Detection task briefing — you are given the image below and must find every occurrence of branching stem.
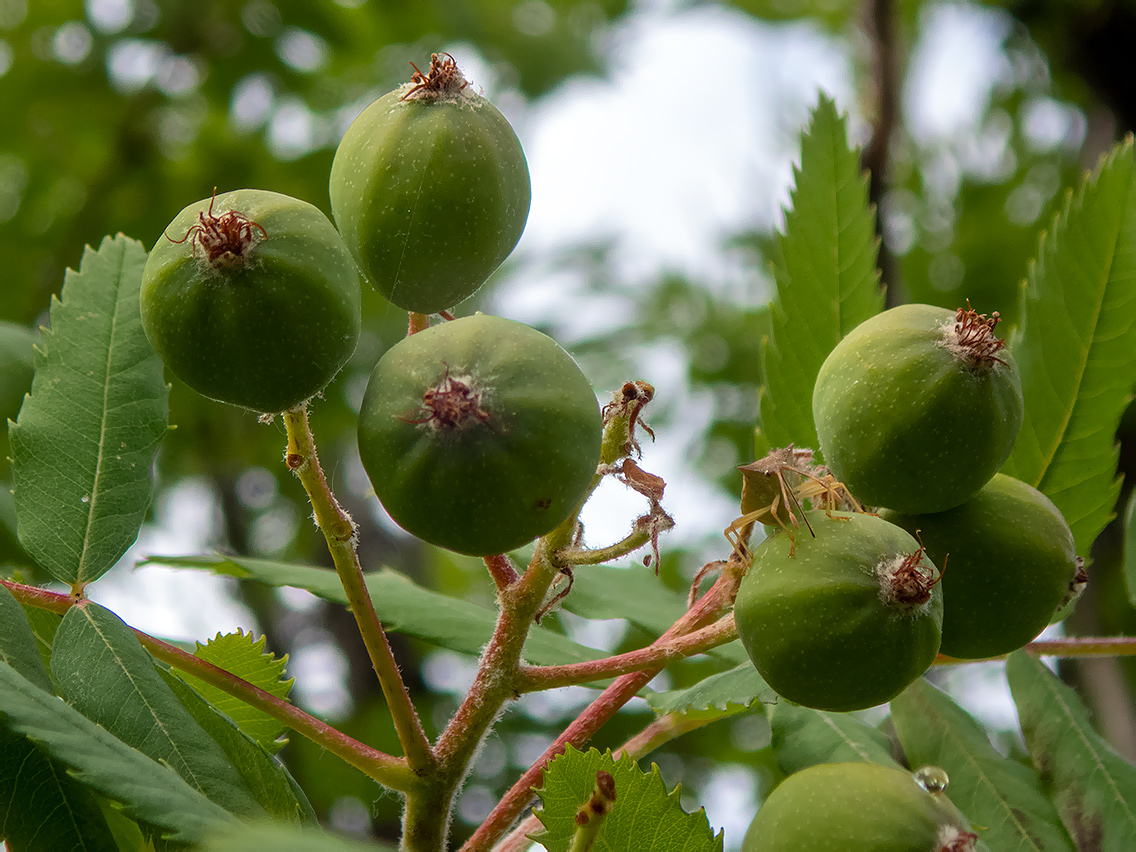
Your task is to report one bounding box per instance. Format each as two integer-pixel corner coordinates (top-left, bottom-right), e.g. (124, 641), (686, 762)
(282, 406), (434, 776)
(517, 614), (738, 692)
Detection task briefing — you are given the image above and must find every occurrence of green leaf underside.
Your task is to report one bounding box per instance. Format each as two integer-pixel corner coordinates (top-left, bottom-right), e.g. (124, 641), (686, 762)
(0, 583), (54, 693)
(532, 746), (723, 852)
(50, 602), (268, 820)
(892, 678), (1075, 852)
(143, 554), (605, 667)
(200, 821), (397, 852)
(757, 93), (884, 455)
(1007, 651), (1136, 850)
(19, 604), (62, 675)
(175, 629), (293, 753)
(647, 663), (776, 716)
(1124, 490), (1136, 606)
(9, 234), (169, 587)
(767, 700), (899, 774)
(0, 662), (237, 842)
(159, 668), (314, 824)
(1003, 141), (1136, 555)
(0, 726), (119, 852)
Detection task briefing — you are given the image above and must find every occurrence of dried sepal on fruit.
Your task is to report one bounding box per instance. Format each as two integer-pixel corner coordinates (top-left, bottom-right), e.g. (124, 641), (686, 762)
(734, 511), (942, 712)
(881, 473), (1080, 659)
(813, 302), (1023, 513)
(141, 188), (361, 414)
(330, 54), (531, 314)
(357, 314), (601, 556)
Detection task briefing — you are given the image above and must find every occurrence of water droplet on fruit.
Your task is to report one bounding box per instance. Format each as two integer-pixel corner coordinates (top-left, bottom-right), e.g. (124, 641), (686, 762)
(912, 765), (949, 794)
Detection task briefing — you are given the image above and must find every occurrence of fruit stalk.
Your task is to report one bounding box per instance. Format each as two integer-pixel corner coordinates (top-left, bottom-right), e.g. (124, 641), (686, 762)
(281, 407), (434, 775)
(461, 552), (746, 852)
(0, 578), (416, 790)
(515, 613), (738, 691)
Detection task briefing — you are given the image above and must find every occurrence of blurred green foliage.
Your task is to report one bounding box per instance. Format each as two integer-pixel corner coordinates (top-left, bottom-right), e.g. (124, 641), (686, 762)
(3, 0), (1135, 845)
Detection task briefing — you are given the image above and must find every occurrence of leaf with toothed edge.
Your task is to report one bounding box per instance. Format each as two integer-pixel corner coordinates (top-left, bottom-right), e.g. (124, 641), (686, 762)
(757, 94), (884, 458)
(1002, 140), (1136, 556)
(1007, 651), (1136, 850)
(532, 746), (723, 852)
(9, 234), (168, 588)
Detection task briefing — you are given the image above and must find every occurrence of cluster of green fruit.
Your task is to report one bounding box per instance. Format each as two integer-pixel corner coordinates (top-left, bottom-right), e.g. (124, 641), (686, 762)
(735, 304), (1082, 714)
(138, 54), (602, 557)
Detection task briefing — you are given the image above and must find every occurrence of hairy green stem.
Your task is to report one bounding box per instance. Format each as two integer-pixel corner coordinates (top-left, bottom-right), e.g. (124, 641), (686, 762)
(555, 527), (652, 567)
(0, 578), (416, 791)
(282, 406), (434, 776)
(517, 614), (738, 692)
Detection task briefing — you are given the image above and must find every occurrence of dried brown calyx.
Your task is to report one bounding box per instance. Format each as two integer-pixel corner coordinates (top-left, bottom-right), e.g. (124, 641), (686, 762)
(400, 52), (469, 101)
(941, 300), (1008, 369)
(167, 189), (267, 269)
(398, 366), (492, 431)
(877, 537), (943, 608)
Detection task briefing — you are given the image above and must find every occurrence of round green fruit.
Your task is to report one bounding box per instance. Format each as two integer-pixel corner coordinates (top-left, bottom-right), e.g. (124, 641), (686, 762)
(734, 511), (943, 712)
(813, 303), (1023, 513)
(357, 314), (601, 556)
(141, 189), (361, 413)
(330, 53), (531, 314)
(743, 762), (976, 851)
(881, 473), (1080, 659)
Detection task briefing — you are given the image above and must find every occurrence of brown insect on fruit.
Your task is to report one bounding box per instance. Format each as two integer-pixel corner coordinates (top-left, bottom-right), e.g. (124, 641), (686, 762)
(166, 187), (268, 266)
(724, 446), (865, 558)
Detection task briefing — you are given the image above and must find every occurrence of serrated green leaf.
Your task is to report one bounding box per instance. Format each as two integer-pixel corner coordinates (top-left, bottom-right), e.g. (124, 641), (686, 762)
(50, 601), (268, 820)
(0, 583), (53, 693)
(757, 94), (884, 454)
(9, 234), (168, 588)
(892, 678), (1075, 852)
(159, 668), (314, 824)
(201, 821), (396, 852)
(1003, 141), (1136, 555)
(1007, 651), (1136, 849)
(1124, 489), (1136, 606)
(562, 564), (686, 634)
(767, 700), (899, 774)
(175, 630), (292, 753)
(532, 746), (723, 852)
(0, 726), (119, 852)
(142, 554), (605, 666)
(647, 663), (775, 716)
(0, 662), (237, 842)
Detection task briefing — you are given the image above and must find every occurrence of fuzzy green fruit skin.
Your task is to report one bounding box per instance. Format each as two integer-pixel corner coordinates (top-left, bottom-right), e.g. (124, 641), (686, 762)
(141, 189), (361, 413)
(881, 473), (1078, 659)
(813, 304), (1023, 513)
(743, 763), (967, 851)
(735, 512), (942, 712)
(329, 88), (531, 314)
(357, 314), (600, 556)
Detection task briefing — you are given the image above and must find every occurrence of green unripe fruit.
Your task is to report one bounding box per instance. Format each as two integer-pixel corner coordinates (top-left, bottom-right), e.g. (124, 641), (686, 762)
(330, 53), (531, 314)
(813, 303), (1023, 513)
(881, 473), (1080, 659)
(743, 762), (977, 851)
(357, 314), (601, 556)
(141, 189), (361, 413)
(735, 512), (942, 712)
